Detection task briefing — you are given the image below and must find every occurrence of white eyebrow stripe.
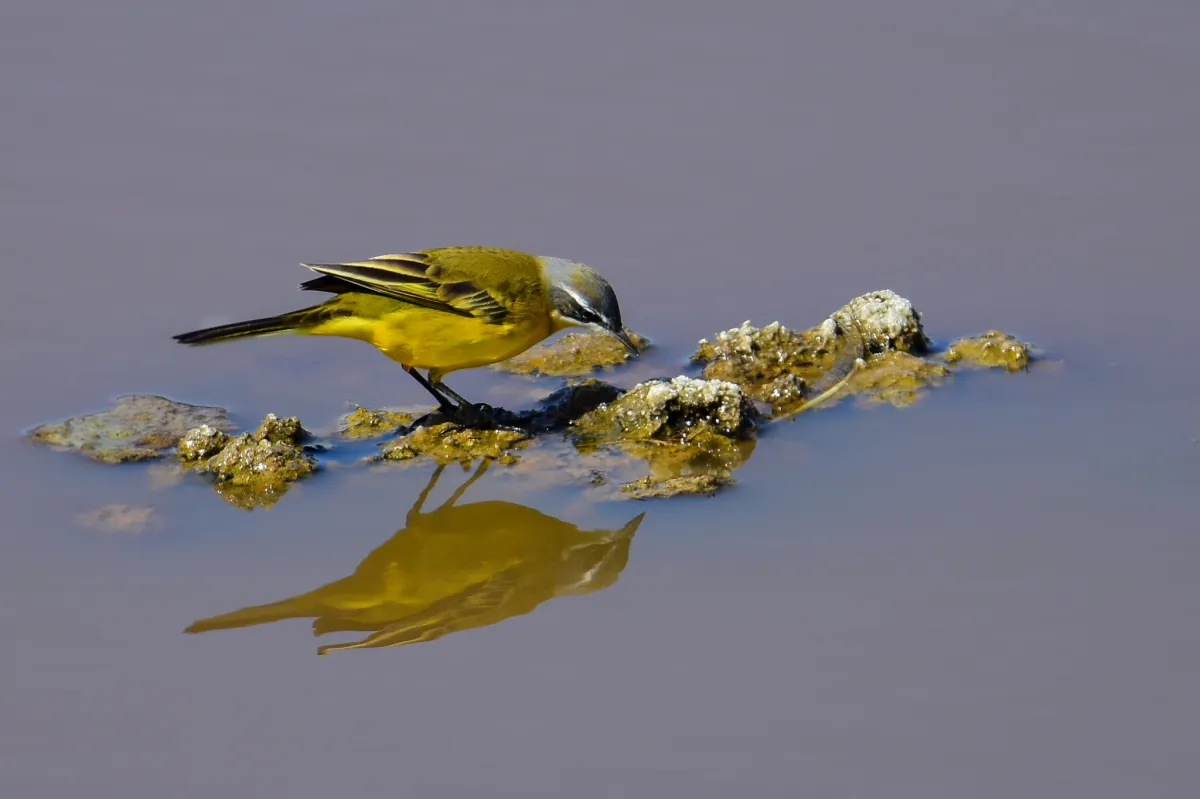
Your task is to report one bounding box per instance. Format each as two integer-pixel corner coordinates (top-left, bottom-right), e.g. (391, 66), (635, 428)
(561, 285), (593, 313)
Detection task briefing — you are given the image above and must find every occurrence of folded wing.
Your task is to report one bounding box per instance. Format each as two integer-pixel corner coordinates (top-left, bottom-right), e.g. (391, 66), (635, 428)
(300, 252), (511, 324)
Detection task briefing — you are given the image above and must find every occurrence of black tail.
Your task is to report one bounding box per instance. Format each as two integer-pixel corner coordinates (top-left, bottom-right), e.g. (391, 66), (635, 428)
(173, 307), (321, 346)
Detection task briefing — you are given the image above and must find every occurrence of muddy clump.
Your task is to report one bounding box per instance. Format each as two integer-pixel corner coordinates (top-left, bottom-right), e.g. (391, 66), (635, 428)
(180, 414), (318, 510)
(377, 423), (530, 466)
(693, 291), (937, 414)
(28, 395), (233, 463)
(693, 320), (835, 414)
(944, 331), (1033, 372)
(572, 376), (758, 498)
(337, 406), (416, 440)
(499, 329), (650, 376)
(575, 376), (756, 440)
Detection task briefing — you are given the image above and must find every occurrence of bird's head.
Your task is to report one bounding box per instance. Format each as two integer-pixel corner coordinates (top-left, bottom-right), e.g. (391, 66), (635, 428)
(539, 256), (638, 355)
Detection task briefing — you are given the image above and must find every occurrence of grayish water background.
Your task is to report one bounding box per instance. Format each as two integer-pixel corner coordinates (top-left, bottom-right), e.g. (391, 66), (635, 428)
(2, 1), (1198, 796)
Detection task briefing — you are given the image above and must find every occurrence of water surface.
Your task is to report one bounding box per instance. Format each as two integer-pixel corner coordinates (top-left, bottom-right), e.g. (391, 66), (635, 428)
(2, 1), (1198, 797)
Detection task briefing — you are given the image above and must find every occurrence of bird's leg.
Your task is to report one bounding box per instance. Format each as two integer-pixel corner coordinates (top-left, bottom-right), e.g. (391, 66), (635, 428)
(406, 463), (447, 523)
(436, 459), (491, 511)
(404, 367), (457, 413)
(427, 377), (474, 410)
(404, 367), (465, 430)
(430, 376), (527, 434)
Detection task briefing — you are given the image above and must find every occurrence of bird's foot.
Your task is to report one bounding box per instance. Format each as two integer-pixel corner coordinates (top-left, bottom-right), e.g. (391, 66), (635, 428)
(407, 402), (527, 435)
(409, 403), (460, 431)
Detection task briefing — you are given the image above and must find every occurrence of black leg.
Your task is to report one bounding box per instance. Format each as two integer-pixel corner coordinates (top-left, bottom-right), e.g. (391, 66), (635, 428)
(435, 460), (490, 511)
(409, 371), (527, 434)
(429, 378), (475, 409)
(404, 367), (457, 412)
(406, 463), (447, 524)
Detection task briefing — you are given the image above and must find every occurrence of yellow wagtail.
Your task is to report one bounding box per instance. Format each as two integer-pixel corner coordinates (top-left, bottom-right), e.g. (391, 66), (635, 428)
(174, 246), (637, 418)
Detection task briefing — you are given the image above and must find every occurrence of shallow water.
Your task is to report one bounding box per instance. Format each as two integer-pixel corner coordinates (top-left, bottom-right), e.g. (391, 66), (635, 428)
(3, 1), (1199, 796)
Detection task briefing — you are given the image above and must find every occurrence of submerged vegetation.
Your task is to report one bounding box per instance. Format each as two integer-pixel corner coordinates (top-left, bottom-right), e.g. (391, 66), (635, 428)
(27, 395), (233, 464)
(28, 290), (1036, 507)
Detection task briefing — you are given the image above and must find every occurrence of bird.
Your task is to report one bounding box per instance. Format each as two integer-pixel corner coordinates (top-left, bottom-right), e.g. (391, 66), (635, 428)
(173, 246), (637, 422)
(184, 462), (645, 653)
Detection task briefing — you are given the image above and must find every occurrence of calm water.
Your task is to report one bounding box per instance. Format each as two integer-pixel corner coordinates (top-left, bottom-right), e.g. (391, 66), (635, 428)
(3, 1), (1199, 796)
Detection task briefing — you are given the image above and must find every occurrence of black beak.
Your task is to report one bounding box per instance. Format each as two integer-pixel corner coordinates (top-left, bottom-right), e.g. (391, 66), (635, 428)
(611, 328), (639, 356)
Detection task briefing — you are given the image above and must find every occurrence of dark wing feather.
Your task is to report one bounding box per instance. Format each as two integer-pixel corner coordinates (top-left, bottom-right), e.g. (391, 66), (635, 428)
(298, 274), (356, 294)
(300, 253), (510, 323)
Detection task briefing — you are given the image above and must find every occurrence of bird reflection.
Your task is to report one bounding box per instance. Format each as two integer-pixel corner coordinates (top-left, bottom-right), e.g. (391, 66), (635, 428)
(185, 462), (644, 653)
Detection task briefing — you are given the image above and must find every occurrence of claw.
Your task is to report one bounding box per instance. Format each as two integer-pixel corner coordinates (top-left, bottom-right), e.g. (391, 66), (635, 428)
(455, 403), (528, 435)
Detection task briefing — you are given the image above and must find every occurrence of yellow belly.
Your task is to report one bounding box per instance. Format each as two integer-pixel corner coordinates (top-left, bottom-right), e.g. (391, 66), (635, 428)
(306, 302), (553, 376)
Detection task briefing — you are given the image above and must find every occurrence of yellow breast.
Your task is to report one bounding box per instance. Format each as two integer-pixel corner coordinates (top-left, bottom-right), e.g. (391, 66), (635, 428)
(308, 301), (554, 374)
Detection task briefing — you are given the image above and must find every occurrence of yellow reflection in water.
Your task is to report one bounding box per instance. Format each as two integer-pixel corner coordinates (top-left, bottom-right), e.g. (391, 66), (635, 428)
(185, 462), (644, 653)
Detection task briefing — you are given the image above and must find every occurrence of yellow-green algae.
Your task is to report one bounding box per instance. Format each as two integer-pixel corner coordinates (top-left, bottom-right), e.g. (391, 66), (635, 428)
(28, 395), (233, 463)
(944, 331), (1033, 372)
(497, 329), (650, 376)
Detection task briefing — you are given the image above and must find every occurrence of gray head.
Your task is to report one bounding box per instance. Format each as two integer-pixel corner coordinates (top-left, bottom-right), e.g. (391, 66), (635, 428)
(539, 256), (638, 354)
